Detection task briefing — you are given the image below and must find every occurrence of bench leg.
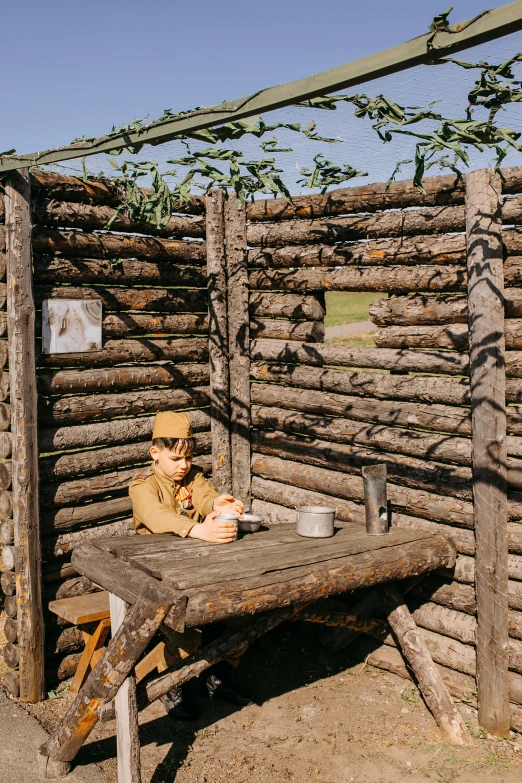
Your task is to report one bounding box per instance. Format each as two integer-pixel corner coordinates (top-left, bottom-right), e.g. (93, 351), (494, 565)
(70, 618), (111, 693)
(110, 593), (141, 783)
(39, 592), (172, 777)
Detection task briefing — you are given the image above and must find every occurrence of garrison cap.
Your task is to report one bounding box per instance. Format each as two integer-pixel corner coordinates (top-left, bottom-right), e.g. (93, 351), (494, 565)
(153, 411), (193, 440)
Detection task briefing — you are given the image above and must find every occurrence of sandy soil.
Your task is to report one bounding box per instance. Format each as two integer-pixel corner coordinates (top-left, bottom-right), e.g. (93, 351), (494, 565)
(325, 321), (376, 339)
(24, 623), (522, 783)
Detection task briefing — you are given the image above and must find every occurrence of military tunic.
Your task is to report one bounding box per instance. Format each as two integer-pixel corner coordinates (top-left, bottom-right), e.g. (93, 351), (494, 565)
(129, 463), (219, 537)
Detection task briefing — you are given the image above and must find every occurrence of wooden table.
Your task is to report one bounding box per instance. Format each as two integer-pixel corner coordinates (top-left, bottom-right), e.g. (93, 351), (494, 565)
(38, 522), (457, 780)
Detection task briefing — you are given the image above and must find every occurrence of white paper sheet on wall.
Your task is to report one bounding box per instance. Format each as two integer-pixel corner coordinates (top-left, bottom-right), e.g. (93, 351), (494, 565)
(42, 299), (102, 354)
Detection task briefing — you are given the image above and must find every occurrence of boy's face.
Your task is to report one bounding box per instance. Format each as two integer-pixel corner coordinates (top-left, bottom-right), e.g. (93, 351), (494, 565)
(150, 445), (193, 481)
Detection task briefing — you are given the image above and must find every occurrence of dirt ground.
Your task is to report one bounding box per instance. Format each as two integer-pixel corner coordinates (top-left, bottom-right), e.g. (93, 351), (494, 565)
(23, 622), (522, 783)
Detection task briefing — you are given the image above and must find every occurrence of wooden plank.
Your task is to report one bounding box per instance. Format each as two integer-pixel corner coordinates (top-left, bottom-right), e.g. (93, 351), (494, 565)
(112, 528), (307, 568)
(183, 533), (455, 627)
(71, 544), (187, 633)
(466, 168), (510, 737)
(5, 169), (45, 703)
(251, 383), (474, 435)
(4, 3), (522, 173)
(39, 386), (210, 428)
(253, 429), (473, 500)
(250, 265), (467, 294)
(158, 530), (435, 589)
(247, 235), (467, 268)
(246, 167), (522, 222)
(251, 455), (475, 528)
(225, 193), (251, 505)
(29, 170), (204, 214)
(110, 593), (141, 783)
(252, 404), (474, 467)
(206, 190), (231, 493)
(373, 320), (522, 351)
(124, 525), (405, 579)
(96, 523), (303, 557)
(48, 592), (110, 625)
(32, 225), (206, 261)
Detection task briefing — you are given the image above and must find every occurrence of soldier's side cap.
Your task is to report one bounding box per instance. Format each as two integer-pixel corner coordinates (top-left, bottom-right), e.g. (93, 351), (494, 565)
(153, 411), (193, 439)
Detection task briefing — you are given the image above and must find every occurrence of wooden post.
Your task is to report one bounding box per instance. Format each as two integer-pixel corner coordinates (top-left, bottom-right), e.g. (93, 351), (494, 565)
(206, 190), (232, 493)
(381, 584), (472, 746)
(5, 169), (45, 702)
(225, 193), (251, 505)
(466, 168), (510, 737)
(109, 593), (141, 783)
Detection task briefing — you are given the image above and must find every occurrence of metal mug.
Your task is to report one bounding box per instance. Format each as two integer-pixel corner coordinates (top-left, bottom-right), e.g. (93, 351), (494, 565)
(215, 513), (239, 540)
(296, 505), (336, 538)
(362, 464), (389, 536)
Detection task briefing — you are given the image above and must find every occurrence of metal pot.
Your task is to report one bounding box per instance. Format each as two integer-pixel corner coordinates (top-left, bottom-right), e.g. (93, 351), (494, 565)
(296, 505), (336, 538)
(239, 513), (264, 533)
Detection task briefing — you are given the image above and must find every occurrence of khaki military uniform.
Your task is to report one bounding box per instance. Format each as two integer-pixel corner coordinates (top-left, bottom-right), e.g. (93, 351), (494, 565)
(129, 463), (219, 537)
(129, 460), (246, 667)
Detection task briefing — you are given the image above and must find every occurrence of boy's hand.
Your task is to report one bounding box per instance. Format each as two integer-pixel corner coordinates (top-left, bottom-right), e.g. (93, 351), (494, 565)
(213, 493), (244, 516)
(188, 510), (237, 544)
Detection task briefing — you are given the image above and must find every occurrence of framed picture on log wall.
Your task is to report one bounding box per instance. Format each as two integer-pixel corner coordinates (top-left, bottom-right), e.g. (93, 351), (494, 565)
(42, 299), (102, 354)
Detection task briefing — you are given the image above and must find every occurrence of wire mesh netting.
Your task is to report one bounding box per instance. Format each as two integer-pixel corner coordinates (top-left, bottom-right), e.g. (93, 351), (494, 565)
(42, 29), (522, 200)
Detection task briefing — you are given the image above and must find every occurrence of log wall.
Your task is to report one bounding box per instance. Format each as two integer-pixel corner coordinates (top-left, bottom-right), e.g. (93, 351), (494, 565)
(0, 170), (328, 692)
(246, 166), (522, 733)
(4, 166), (522, 725)
(0, 172), (215, 691)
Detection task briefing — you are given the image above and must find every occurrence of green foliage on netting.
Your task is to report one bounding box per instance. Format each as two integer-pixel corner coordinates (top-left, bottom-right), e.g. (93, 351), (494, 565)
(54, 7), (522, 227)
(105, 159), (177, 230)
(297, 154), (367, 193)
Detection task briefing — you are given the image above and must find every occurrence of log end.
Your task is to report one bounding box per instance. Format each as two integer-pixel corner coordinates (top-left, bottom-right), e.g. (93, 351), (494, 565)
(37, 746), (71, 779)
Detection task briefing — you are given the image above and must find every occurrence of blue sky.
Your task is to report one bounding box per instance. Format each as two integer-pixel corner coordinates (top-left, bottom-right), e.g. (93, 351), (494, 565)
(0, 1), (510, 157)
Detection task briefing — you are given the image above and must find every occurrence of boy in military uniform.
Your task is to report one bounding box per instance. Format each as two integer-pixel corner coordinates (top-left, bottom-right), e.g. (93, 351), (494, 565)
(129, 411), (252, 719)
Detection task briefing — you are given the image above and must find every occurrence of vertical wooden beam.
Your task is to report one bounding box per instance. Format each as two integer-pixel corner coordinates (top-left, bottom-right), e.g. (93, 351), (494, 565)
(109, 593), (141, 783)
(5, 169), (45, 702)
(206, 190), (232, 493)
(465, 168), (510, 737)
(225, 193), (251, 506)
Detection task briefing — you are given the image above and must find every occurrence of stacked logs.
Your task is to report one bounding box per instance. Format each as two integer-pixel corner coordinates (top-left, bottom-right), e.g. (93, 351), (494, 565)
(20, 172), (215, 685)
(246, 167), (522, 727)
(0, 170), (328, 689)
(0, 173), (203, 686)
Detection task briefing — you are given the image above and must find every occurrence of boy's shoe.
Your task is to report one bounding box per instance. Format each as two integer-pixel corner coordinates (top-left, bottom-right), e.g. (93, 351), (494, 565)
(160, 685), (199, 721)
(204, 664), (253, 706)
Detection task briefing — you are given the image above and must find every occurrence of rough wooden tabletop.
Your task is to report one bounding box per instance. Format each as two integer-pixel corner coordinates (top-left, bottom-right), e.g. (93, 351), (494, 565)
(78, 523), (455, 626)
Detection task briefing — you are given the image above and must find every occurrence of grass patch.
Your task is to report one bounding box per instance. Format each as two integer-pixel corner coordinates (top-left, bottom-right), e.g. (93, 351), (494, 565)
(324, 292), (376, 327)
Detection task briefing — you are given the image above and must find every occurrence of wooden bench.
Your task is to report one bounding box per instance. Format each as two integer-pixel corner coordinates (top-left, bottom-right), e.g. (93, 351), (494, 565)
(48, 591), (111, 693)
(48, 590), (181, 693)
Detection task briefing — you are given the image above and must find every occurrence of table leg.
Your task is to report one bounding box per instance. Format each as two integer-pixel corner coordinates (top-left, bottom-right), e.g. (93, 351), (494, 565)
(110, 593), (141, 783)
(381, 584), (472, 746)
(38, 591), (172, 778)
